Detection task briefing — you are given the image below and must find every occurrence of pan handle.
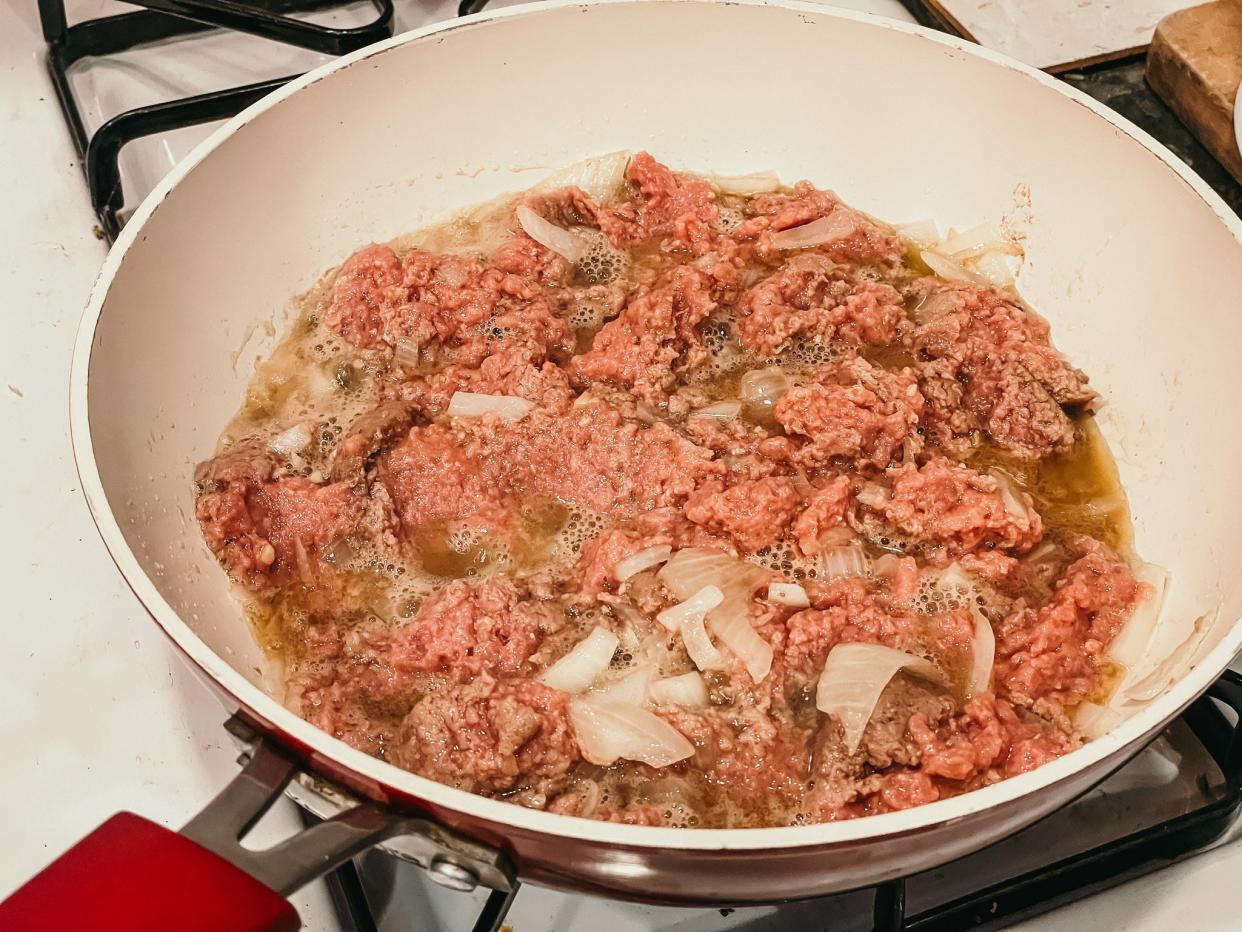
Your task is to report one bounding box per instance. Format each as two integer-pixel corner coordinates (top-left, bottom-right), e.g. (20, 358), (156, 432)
(0, 721), (510, 931)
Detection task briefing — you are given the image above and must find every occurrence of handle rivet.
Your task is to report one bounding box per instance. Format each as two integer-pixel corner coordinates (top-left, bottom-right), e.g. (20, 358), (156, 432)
(428, 856), (478, 892)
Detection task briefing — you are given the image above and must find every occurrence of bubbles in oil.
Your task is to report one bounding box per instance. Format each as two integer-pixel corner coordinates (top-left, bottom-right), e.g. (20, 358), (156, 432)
(576, 230), (630, 285)
(749, 541), (819, 581)
(717, 207), (743, 235)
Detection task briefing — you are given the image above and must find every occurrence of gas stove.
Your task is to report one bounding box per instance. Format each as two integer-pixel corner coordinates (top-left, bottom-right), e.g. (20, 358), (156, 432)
(27, 2), (1242, 931)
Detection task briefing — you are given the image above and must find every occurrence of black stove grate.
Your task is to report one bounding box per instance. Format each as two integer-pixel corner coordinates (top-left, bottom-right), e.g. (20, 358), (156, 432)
(38, 0), (395, 242)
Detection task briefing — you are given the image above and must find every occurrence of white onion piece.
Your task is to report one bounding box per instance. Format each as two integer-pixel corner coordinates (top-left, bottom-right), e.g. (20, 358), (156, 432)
(967, 604), (995, 697)
(649, 672), (710, 708)
(816, 643), (945, 753)
(707, 171), (783, 195)
(871, 553), (901, 578)
(394, 338), (421, 369)
(940, 223), (1004, 259)
(1107, 563), (1170, 668)
(1073, 701), (1123, 740)
(659, 548), (769, 603)
(681, 613), (729, 671)
(988, 469), (1034, 526)
(771, 208), (862, 250)
(688, 401), (742, 421)
(921, 249), (974, 282)
(971, 250), (1015, 286)
(707, 603), (774, 684)
(739, 367), (791, 408)
(537, 151), (629, 200)
(446, 391), (533, 422)
(820, 544), (869, 582)
(768, 582), (810, 608)
(895, 219), (941, 248)
(515, 204), (591, 263)
(592, 666), (653, 706)
(614, 545), (672, 582)
(659, 549), (774, 683)
(856, 482), (889, 509)
(1120, 612), (1207, 707)
(569, 696), (694, 767)
(656, 585), (724, 633)
(539, 627), (619, 694)
(269, 423), (312, 457)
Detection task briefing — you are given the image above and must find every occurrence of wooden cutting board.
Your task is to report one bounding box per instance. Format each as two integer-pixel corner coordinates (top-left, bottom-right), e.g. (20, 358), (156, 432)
(921, 0), (1198, 72)
(1146, 1), (1242, 185)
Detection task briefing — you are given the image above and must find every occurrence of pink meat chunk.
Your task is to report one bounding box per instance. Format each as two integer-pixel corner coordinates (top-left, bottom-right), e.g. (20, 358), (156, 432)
(324, 243), (570, 365)
(195, 447), (359, 590)
(595, 151), (720, 248)
(774, 355), (923, 470)
(684, 477), (802, 552)
(995, 543), (1149, 713)
(737, 254), (907, 356)
(568, 266), (718, 403)
(380, 577), (560, 682)
(393, 675), (579, 794)
(792, 475), (854, 556)
(874, 458), (1044, 556)
(390, 344), (576, 416)
(911, 282), (1096, 459)
(377, 401), (722, 532)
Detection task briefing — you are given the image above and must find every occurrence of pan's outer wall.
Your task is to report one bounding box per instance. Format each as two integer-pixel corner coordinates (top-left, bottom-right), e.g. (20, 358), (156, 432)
(73, 0), (1242, 902)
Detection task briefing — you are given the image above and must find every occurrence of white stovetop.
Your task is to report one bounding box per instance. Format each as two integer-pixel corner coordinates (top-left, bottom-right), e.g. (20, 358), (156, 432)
(0, 2), (1238, 930)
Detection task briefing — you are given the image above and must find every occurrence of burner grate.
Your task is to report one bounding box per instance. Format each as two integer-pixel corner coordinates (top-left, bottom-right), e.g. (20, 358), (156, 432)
(38, 0), (395, 241)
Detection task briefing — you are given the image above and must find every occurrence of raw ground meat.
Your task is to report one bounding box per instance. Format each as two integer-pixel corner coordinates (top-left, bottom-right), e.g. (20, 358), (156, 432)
(910, 281), (1096, 459)
(684, 477), (801, 552)
(198, 152), (1144, 829)
(195, 444), (371, 591)
(377, 399), (722, 531)
(738, 254), (907, 356)
(775, 354), (923, 470)
(568, 265), (719, 403)
(995, 542), (1149, 715)
(870, 458), (1044, 557)
(392, 675), (579, 795)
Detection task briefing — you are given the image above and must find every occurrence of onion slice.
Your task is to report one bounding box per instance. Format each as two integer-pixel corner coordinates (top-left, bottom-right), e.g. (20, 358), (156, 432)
(688, 401), (742, 421)
(707, 603), (774, 684)
(817, 643), (945, 753)
(681, 613), (729, 672)
(707, 171), (782, 195)
(820, 544), (869, 582)
(649, 672), (710, 708)
(539, 627), (619, 694)
(446, 391), (533, 422)
(967, 603), (995, 697)
(536, 151), (629, 200)
(515, 204), (591, 262)
(269, 423), (312, 457)
(569, 696), (695, 767)
(591, 665), (653, 706)
(1107, 563), (1170, 669)
(767, 582), (810, 608)
(656, 584), (724, 632)
(614, 545), (672, 582)
(772, 209), (862, 250)
(659, 549), (773, 683)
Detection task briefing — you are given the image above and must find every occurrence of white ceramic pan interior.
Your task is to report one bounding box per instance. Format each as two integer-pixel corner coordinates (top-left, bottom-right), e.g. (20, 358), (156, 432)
(70, 0), (1242, 901)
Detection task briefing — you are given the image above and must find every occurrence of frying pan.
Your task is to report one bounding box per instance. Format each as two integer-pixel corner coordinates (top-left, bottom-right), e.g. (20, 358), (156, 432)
(7, 1), (1242, 928)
